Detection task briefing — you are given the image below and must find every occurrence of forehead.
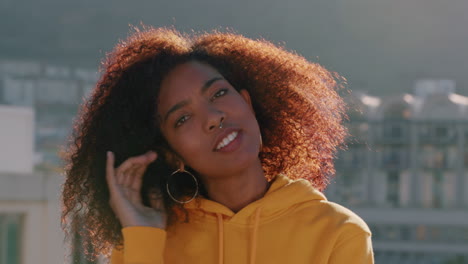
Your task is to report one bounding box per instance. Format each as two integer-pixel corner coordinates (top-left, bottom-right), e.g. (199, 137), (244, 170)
(160, 61), (220, 95)
(157, 61), (222, 112)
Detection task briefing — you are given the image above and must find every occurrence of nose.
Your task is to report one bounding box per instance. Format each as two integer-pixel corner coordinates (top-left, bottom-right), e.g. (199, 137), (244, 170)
(205, 107), (226, 132)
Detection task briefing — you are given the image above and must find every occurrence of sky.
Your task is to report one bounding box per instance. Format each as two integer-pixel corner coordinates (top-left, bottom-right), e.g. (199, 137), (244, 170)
(1, 0), (467, 95)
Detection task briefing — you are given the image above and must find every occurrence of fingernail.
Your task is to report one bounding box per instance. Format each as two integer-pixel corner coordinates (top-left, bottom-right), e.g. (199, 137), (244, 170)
(107, 151), (112, 158)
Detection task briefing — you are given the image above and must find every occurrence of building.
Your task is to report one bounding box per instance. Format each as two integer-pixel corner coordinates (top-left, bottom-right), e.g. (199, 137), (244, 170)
(0, 60), (97, 168)
(0, 60), (98, 264)
(327, 80), (468, 263)
(3, 58), (468, 263)
(0, 104), (68, 264)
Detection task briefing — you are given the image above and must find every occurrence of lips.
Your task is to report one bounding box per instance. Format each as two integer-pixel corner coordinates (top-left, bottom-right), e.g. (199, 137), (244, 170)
(213, 128), (242, 151)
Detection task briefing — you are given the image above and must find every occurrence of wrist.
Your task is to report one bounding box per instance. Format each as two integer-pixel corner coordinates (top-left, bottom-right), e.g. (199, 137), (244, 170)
(121, 215), (166, 230)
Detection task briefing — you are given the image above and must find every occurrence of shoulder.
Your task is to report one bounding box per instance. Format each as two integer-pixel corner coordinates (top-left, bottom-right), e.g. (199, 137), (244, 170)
(300, 199), (371, 236)
(311, 201), (374, 262)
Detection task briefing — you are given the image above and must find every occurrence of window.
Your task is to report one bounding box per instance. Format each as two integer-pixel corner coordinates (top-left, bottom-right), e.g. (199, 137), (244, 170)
(434, 125), (447, 138)
(418, 122), (457, 144)
(382, 122), (408, 142)
(378, 147), (409, 169)
(336, 146), (367, 169)
(0, 214), (22, 264)
(387, 171), (400, 207)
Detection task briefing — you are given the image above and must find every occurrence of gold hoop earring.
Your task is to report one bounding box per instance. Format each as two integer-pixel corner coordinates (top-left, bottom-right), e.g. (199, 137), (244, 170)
(166, 168), (199, 204)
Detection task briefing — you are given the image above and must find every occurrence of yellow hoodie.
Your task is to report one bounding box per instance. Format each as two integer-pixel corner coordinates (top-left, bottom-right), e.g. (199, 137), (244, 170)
(110, 174), (374, 264)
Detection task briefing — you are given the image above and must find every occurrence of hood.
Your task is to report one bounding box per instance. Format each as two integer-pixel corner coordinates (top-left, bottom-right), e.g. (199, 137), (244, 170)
(184, 174), (327, 222)
(182, 174), (326, 264)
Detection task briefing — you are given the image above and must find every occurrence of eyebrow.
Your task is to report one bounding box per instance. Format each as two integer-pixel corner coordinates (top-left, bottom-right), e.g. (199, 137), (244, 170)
(163, 77), (224, 122)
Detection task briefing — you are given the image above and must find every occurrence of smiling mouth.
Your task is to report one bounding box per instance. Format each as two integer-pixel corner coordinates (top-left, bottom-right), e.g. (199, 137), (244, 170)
(215, 131), (239, 150)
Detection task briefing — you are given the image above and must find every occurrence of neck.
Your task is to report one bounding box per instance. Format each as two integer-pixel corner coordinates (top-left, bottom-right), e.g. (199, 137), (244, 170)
(202, 160), (269, 213)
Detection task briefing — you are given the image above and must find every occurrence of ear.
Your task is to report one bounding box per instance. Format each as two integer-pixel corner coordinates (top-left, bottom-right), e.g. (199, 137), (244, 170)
(164, 150), (184, 170)
(239, 89), (254, 112)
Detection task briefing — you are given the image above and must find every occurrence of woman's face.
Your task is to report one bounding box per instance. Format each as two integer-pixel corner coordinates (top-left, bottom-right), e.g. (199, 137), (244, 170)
(157, 61), (262, 180)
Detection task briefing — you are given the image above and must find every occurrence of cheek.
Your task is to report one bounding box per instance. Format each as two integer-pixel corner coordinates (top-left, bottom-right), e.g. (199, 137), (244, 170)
(166, 130), (205, 163)
(234, 101), (258, 127)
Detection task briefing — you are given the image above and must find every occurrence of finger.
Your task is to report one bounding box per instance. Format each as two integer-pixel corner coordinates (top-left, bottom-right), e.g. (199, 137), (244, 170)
(116, 151), (158, 186)
(117, 151), (155, 173)
(122, 164), (139, 187)
(130, 165), (147, 191)
(120, 151), (157, 186)
(146, 151), (158, 162)
(116, 163), (138, 186)
(116, 170), (125, 185)
(106, 151), (117, 191)
(131, 152), (158, 190)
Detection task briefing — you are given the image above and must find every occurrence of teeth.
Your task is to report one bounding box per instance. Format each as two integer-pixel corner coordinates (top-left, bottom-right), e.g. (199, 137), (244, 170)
(216, 131), (238, 150)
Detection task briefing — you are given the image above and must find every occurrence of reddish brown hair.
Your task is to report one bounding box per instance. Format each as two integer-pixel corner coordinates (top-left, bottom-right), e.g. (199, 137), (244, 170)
(61, 27), (347, 258)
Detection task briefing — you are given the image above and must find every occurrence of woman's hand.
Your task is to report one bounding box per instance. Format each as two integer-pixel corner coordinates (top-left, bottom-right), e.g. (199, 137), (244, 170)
(106, 151), (167, 229)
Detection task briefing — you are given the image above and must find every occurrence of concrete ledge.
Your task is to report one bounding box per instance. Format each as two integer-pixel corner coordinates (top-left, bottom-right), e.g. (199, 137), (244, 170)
(352, 207), (468, 226)
(0, 173), (46, 201)
(374, 241), (468, 254)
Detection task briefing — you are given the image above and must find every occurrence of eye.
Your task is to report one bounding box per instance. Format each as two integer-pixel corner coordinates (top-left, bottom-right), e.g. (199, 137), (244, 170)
(175, 115), (190, 128)
(211, 88), (228, 101)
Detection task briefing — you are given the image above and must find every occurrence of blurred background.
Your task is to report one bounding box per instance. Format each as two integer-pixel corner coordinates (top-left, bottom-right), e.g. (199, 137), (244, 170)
(0, 0), (467, 263)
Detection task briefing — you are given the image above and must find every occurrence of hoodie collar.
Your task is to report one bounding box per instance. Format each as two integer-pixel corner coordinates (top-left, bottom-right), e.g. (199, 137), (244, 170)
(182, 174), (327, 264)
(183, 174), (327, 223)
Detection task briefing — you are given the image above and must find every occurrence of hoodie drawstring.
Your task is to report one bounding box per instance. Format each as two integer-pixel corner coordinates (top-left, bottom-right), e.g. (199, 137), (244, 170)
(250, 207), (262, 264)
(216, 208), (262, 264)
(217, 213), (224, 264)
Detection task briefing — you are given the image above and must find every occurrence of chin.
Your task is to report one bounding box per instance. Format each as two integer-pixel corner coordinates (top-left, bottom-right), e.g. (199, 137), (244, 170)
(223, 149), (261, 173)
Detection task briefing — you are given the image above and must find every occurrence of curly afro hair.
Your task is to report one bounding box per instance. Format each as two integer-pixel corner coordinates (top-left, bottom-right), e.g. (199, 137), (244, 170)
(61, 26), (348, 258)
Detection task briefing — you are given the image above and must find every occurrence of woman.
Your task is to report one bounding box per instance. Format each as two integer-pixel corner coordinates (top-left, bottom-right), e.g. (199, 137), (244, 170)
(62, 27), (373, 264)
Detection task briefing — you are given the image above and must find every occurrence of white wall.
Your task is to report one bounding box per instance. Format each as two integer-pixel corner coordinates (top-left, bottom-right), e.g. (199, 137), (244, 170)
(0, 173), (67, 264)
(0, 105), (34, 174)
